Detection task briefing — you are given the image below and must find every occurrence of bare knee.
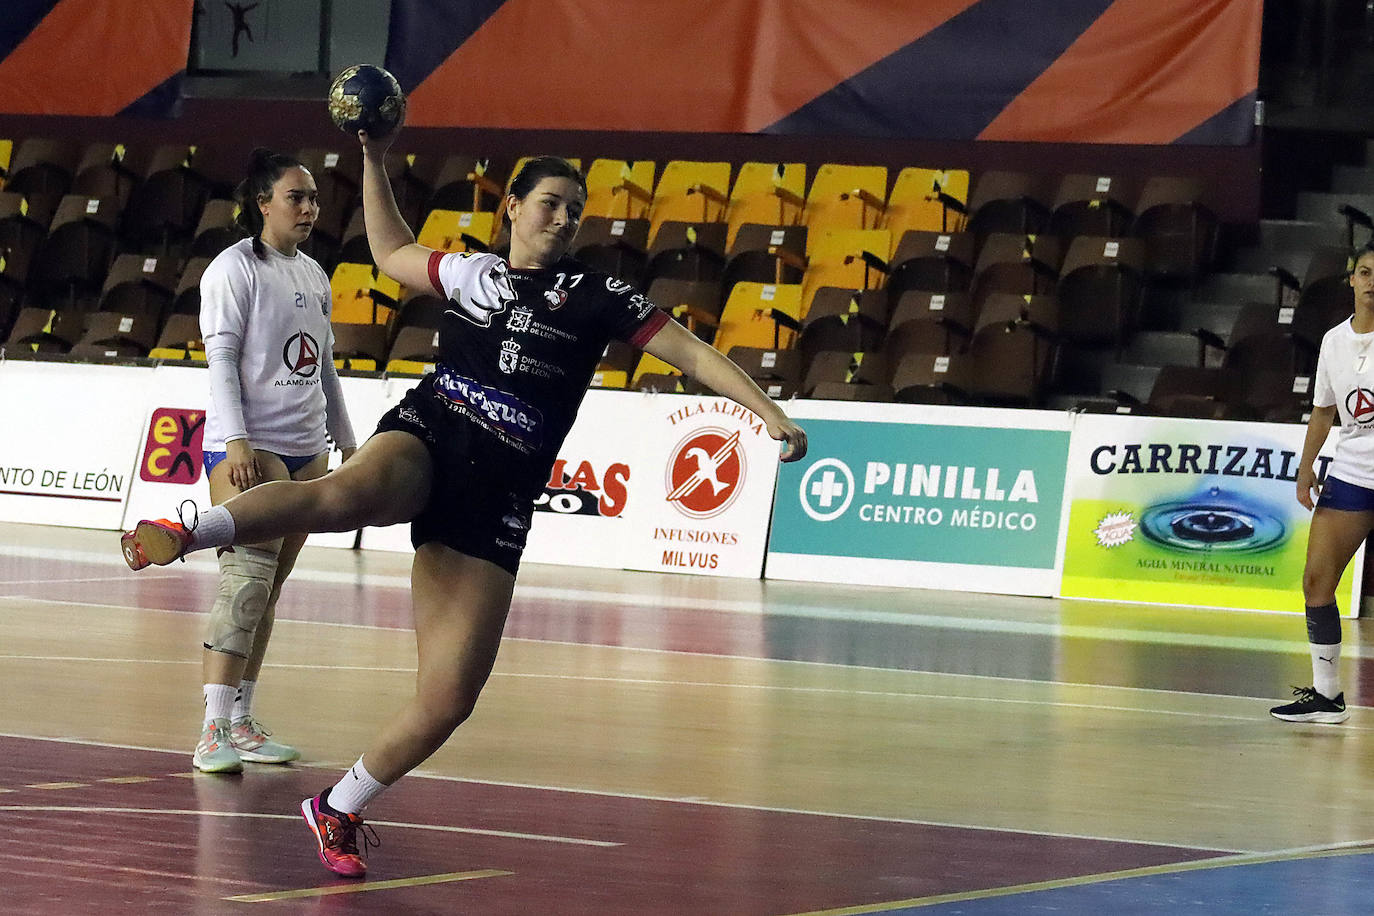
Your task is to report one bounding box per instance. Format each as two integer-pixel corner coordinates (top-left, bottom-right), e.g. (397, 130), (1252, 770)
(1302, 566), (1340, 605)
(415, 681), (483, 739)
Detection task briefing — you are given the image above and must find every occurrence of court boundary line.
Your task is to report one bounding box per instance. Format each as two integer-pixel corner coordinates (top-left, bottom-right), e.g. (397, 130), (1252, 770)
(0, 805), (620, 846)
(0, 594), (1345, 709)
(0, 732), (1244, 853)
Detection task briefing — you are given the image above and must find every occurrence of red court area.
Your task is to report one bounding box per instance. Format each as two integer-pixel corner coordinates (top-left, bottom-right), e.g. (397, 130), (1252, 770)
(1, 736), (1223, 915)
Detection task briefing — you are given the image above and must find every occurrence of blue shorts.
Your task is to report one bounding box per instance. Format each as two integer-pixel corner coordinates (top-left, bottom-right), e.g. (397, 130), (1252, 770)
(1316, 475), (1374, 512)
(203, 449), (323, 476)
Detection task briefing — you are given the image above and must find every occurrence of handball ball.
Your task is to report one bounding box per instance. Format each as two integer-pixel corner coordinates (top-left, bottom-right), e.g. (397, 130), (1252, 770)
(328, 64), (406, 139)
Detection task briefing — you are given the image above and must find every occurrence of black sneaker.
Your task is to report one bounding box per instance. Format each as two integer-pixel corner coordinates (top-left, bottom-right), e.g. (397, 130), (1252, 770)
(1270, 686), (1349, 724)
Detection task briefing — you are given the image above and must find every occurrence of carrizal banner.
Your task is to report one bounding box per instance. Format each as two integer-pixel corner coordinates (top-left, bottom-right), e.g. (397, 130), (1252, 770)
(1060, 414), (1360, 615)
(766, 401), (1072, 596)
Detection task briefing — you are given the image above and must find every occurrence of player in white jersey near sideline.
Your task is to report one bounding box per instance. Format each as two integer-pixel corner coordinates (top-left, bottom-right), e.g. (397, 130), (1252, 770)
(191, 148), (357, 772)
(1270, 242), (1374, 725)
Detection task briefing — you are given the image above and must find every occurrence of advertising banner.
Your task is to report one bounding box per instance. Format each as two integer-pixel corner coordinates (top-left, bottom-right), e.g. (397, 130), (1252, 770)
(0, 360), (150, 529)
(1061, 414), (1360, 614)
(520, 390), (780, 578)
(766, 402), (1072, 596)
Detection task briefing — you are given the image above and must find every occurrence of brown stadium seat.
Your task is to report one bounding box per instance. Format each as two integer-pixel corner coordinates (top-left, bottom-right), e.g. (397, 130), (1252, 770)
(1130, 176), (1218, 281)
(965, 170), (1050, 238)
(965, 293), (1059, 405)
(1047, 173), (1135, 239)
(1055, 235), (1145, 351)
(885, 291), (975, 357)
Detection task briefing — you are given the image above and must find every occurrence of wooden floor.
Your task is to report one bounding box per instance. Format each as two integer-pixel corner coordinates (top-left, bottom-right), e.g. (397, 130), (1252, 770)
(2, 519), (1372, 914)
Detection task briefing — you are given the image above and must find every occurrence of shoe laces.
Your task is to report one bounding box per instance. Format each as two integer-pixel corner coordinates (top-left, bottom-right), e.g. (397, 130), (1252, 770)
(233, 716), (270, 737)
(1290, 686), (1320, 702)
(172, 500), (200, 563)
(328, 812), (380, 858)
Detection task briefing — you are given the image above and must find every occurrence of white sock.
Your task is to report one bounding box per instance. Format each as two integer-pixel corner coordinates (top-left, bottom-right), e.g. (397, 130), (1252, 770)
(203, 683), (237, 725)
(327, 757), (389, 815)
(1311, 643), (1341, 699)
(193, 505), (236, 551)
(232, 679), (256, 721)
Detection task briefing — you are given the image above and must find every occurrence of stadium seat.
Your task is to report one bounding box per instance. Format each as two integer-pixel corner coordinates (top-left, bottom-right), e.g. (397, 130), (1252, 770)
(571, 216), (649, 285)
(1047, 173), (1135, 239)
(965, 293), (1059, 404)
(70, 310), (158, 359)
(29, 194), (119, 308)
(97, 253), (178, 321)
(584, 159), (655, 221)
(726, 345), (803, 399)
(329, 262), (400, 325)
(428, 154), (506, 214)
(190, 198), (243, 258)
(725, 162), (806, 249)
(714, 282), (802, 353)
(1131, 176), (1218, 281)
(331, 322), (389, 372)
(647, 161), (731, 245)
(1056, 236), (1145, 350)
(416, 209), (496, 253)
(5, 305), (84, 353)
(886, 230), (975, 302)
(645, 220), (727, 283)
(882, 167), (969, 238)
(890, 352), (975, 404)
(149, 312), (206, 362)
(803, 164), (888, 235)
(885, 291), (975, 357)
(965, 170), (1050, 238)
(798, 288), (886, 363)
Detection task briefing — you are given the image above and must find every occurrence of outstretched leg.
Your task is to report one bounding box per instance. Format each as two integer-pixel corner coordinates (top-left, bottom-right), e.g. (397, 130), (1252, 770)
(123, 431), (432, 567)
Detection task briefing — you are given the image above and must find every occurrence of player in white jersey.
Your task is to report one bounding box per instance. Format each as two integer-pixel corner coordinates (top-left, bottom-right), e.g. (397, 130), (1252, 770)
(190, 149), (358, 772)
(1270, 243), (1374, 724)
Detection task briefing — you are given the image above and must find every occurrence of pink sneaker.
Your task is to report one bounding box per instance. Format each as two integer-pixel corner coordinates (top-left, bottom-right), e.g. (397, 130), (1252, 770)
(301, 792), (377, 878)
(120, 502), (197, 570)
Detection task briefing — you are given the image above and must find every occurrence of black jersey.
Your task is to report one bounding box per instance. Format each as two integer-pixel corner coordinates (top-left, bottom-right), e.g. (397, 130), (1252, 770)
(419, 249), (669, 472)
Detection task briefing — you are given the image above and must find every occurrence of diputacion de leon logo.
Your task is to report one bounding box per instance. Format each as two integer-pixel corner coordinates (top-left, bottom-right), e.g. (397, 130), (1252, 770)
(799, 458), (854, 522)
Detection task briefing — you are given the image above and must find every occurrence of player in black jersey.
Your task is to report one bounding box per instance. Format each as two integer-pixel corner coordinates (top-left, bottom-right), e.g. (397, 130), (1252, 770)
(119, 123), (807, 877)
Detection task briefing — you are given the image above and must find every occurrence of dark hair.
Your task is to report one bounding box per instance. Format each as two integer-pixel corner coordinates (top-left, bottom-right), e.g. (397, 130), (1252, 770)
(234, 148), (307, 260)
(498, 156), (587, 236)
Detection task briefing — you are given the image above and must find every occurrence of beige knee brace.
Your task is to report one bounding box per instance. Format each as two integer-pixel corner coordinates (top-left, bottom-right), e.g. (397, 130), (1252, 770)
(203, 543), (281, 657)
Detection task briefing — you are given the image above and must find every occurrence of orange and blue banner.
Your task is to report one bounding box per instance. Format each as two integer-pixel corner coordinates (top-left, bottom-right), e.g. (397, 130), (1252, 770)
(388, 0), (1261, 144)
(0, 0), (193, 117)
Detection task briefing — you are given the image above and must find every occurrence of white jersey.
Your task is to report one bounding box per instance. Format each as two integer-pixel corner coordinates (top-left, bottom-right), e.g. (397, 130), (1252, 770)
(1313, 316), (1374, 488)
(200, 238), (341, 455)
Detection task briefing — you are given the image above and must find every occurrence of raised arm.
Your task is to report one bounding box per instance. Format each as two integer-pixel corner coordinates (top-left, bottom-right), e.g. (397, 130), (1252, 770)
(641, 318), (807, 462)
(358, 128), (439, 294)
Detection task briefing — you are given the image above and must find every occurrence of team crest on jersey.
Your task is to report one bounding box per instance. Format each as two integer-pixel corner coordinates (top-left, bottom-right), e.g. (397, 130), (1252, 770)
(544, 288), (568, 309)
(499, 339), (521, 374)
(605, 277), (631, 294)
(507, 306), (533, 332)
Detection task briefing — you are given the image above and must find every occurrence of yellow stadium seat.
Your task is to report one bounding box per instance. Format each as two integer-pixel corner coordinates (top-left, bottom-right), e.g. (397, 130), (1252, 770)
(417, 209), (496, 253)
(584, 159), (656, 221)
(385, 358), (436, 376)
(330, 262), (400, 325)
(804, 164), (888, 237)
(714, 282), (802, 354)
(725, 162), (806, 249)
(799, 229), (891, 317)
(630, 351), (681, 386)
(0, 139), (12, 190)
(882, 168), (969, 246)
(647, 161), (731, 245)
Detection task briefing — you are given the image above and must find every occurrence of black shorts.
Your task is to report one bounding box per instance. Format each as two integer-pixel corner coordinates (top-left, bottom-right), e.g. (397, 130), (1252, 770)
(374, 384), (539, 576)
